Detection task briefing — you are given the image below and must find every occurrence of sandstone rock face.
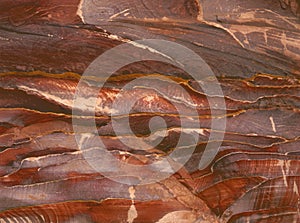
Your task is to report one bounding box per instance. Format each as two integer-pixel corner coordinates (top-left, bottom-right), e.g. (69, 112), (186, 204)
(0, 0), (299, 222)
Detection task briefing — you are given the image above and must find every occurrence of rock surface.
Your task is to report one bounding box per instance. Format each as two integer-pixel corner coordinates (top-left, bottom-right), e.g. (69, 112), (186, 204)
(0, 0), (299, 222)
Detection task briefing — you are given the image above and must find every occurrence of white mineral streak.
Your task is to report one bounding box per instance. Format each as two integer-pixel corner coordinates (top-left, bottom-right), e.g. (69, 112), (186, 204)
(195, 0), (242, 52)
(77, 0), (85, 23)
(19, 86), (118, 114)
(146, 127), (205, 143)
(278, 160), (288, 187)
(129, 41), (174, 62)
(127, 186), (138, 223)
(107, 34), (125, 41)
(269, 116), (277, 133)
(109, 9), (130, 20)
(294, 181), (299, 196)
(18, 85), (74, 108)
(202, 20), (246, 48)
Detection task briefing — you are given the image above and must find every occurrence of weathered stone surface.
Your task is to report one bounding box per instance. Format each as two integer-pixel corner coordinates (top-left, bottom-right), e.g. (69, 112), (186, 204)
(0, 0), (299, 222)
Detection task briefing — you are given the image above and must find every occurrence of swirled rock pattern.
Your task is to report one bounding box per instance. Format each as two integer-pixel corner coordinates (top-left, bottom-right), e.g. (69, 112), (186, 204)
(0, 0), (299, 222)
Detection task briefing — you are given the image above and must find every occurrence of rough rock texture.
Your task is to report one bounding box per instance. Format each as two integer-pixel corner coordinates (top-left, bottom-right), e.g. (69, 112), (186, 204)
(0, 0), (299, 222)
